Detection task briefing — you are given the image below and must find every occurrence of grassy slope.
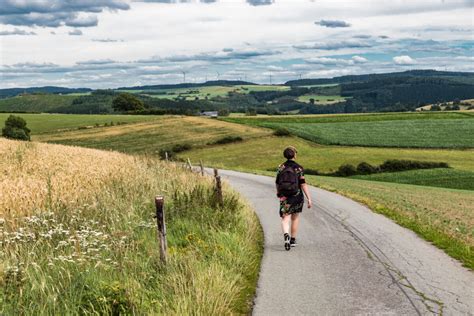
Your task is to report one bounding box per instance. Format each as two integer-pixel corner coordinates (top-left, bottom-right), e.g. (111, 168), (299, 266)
(183, 136), (474, 173)
(297, 95), (347, 104)
(0, 113), (156, 134)
(352, 168), (474, 190)
(34, 116), (272, 155)
(0, 94), (76, 112)
(128, 85), (289, 100)
(0, 139), (262, 314)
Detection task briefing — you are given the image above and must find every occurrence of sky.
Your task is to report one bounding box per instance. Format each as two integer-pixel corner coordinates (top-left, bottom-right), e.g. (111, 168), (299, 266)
(0, 0), (473, 88)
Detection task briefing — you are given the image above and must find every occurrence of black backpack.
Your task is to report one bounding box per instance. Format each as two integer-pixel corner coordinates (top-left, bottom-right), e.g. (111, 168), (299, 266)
(277, 165), (299, 196)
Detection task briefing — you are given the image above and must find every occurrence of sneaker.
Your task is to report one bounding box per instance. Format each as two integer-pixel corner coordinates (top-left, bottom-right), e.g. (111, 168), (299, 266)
(284, 233), (291, 251)
(290, 238), (297, 247)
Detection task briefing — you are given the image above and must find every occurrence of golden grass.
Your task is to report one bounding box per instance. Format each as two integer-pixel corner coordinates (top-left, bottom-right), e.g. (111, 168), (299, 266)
(0, 138), (156, 220)
(0, 138), (263, 314)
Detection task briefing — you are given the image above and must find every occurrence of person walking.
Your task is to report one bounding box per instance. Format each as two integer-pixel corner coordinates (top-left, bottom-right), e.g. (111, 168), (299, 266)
(276, 146), (312, 251)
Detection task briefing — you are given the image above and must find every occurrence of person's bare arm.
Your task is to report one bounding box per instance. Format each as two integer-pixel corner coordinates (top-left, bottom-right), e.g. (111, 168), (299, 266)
(301, 183), (312, 208)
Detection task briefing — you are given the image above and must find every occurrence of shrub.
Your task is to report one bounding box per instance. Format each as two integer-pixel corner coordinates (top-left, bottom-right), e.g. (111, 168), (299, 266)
(273, 128), (291, 137)
(159, 143), (192, 160)
(379, 160), (449, 172)
(336, 164), (357, 177)
(212, 136), (243, 145)
(172, 143), (192, 153)
(304, 168), (320, 175)
(2, 115), (31, 141)
(356, 162), (377, 175)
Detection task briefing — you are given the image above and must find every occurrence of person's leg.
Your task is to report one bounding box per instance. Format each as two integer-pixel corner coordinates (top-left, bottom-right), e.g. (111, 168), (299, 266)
(290, 213), (300, 238)
(281, 214), (291, 250)
(281, 214), (291, 235)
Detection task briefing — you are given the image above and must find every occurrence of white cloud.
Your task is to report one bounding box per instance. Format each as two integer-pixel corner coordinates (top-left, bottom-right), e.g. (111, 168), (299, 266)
(352, 55), (368, 63)
(393, 55), (417, 65)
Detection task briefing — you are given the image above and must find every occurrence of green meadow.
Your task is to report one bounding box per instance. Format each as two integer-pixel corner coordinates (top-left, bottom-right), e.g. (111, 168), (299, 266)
(351, 168), (474, 190)
(0, 113), (156, 134)
(297, 95), (348, 104)
(122, 84), (290, 100)
(223, 112), (474, 148)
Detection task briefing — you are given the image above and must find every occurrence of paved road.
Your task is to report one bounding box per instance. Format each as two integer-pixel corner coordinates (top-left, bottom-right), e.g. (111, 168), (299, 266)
(217, 169), (473, 316)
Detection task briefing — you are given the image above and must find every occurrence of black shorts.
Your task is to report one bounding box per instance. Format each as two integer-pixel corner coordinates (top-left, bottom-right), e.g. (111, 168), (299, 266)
(279, 192), (304, 217)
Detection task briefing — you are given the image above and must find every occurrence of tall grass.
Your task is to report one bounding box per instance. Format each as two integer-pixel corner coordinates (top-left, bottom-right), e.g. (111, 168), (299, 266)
(0, 139), (262, 314)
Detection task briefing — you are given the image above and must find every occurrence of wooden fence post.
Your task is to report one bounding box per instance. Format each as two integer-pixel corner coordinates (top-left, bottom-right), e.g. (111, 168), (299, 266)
(199, 160), (204, 176)
(215, 174), (223, 207)
(213, 168), (218, 177)
(165, 151), (169, 161)
(187, 158), (193, 170)
(154, 196), (167, 264)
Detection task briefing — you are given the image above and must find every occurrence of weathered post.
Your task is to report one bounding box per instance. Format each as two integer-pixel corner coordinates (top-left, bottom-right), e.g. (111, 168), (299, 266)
(213, 168), (218, 177)
(165, 151), (169, 161)
(199, 160), (204, 176)
(154, 196), (167, 264)
(215, 175), (223, 207)
(187, 158), (193, 170)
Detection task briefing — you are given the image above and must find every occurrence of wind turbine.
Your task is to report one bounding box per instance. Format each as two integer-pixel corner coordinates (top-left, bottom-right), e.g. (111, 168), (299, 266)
(216, 71), (220, 80)
(181, 71), (187, 83)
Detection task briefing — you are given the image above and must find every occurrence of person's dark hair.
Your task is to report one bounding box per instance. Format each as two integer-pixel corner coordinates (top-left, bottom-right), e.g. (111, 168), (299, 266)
(283, 146), (297, 160)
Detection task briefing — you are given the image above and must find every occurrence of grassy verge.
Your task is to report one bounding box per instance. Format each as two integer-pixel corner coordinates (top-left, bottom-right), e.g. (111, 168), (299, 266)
(351, 168), (474, 190)
(0, 139), (262, 314)
(306, 175), (473, 269)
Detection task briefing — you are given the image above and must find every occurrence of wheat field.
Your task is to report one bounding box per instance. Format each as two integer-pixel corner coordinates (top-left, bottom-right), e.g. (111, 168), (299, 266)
(0, 138), (262, 315)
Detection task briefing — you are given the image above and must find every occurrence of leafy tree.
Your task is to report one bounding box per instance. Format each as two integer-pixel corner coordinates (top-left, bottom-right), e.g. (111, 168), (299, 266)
(112, 93), (145, 112)
(309, 98), (315, 105)
(2, 115), (31, 141)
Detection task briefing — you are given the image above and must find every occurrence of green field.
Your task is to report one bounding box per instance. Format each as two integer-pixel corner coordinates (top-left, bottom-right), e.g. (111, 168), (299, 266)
(223, 111), (473, 125)
(223, 112), (474, 148)
(0, 94), (76, 112)
(0, 113), (157, 134)
(33, 116), (272, 155)
(297, 94), (348, 104)
(352, 168), (474, 190)
(122, 84), (290, 100)
(183, 136), (474, 173)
